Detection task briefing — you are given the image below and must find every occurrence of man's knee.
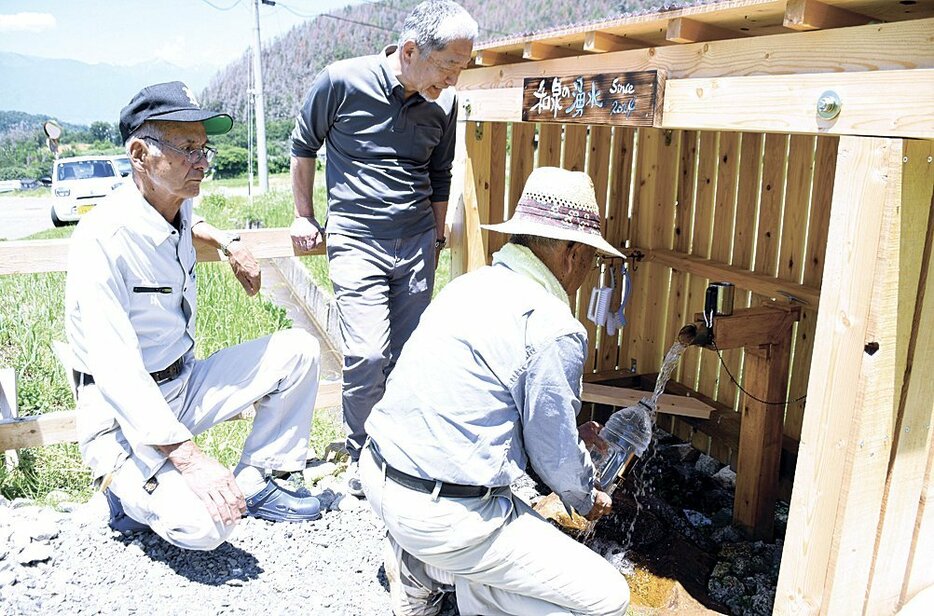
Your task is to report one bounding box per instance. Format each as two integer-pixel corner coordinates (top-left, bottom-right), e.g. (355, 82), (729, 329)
(156, 514), (236, 552)
(269, 328), (320, 382)
(345, 345), (389, 376)
(273, 328), (319, 363)
(581, 580), (629, 616)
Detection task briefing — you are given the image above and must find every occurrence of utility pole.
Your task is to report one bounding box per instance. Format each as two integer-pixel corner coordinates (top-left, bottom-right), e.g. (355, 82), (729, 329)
(252, 0), (271, 193)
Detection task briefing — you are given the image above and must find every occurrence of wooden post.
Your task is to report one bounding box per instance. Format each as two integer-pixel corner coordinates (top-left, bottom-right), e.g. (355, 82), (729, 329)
(734, 338), (791, 539)
(685, 304), (799, 538)
(448, 114), (469, 278)
(0, 368), (19, 469)
(775, 137), (908, 615)
(463, 121), (492, 272)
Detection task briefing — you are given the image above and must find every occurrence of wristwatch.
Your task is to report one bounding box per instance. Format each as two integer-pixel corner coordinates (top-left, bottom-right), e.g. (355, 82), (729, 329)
(435, 236), (447, 249)
(220, 234), (241, 257)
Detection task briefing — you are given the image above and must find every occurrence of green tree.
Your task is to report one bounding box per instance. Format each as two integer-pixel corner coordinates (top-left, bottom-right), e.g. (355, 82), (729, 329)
(89, 121), (118, 144)
(212, 145), (249, 178)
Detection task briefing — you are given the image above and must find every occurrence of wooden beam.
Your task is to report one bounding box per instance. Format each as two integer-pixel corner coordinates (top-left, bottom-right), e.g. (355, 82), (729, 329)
(628, 246), (821, 307)
(692, 304), (802, 350)
(783, 0), (876, 31)
(584, 31), (646, 53)
(666, 17), (743, 43)
(581, 383), (712, 419)
(0, 228), (327, 276)
(523, 42), (580, 61)
(458, 88), (523, 123)
(662, 69), (934, 139)
(775, 137), (905, 615)
(0, 381), (343, 451)
(474, 50), (522, 67)
(458, 19), (934, 90)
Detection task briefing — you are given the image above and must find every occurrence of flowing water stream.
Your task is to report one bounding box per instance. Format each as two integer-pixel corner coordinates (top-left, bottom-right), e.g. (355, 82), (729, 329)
(579, 339), (689, 549)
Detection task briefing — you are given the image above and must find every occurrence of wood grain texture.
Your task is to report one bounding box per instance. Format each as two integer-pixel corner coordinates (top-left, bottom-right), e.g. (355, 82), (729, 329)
(485, 122), (509, 261)
(784, 0), (876, 31)
(774, 137), (902, 615)
(864, 139), (934, 614)
(463, 121), (493, 271)
(581, 383), (713, 419)
(461, 20), (934, 90)
(662, 70), (934, 139)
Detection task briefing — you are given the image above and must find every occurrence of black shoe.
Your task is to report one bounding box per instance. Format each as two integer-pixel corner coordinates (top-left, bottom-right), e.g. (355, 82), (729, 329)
(104, 488), (150, 533)
(245, 479), (322, 522)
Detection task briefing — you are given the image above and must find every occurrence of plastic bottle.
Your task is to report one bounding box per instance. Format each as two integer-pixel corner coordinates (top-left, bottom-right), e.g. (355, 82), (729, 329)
(589, 398), (655, 492)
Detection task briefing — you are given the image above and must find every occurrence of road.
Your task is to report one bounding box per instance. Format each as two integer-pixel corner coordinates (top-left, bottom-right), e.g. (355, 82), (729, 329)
(0, 193), (55, 240)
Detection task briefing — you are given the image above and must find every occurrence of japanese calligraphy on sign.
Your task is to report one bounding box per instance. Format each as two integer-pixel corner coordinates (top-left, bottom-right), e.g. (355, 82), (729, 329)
(522, 71), (657, 126)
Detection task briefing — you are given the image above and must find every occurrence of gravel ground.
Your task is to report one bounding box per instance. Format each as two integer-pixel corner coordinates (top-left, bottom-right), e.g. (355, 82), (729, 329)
(1, 430), (784, 616)
(0, 471), (458, 616)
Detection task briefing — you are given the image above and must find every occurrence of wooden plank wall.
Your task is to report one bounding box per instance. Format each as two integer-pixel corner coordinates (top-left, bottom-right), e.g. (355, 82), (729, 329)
(467, 120), (838, 473)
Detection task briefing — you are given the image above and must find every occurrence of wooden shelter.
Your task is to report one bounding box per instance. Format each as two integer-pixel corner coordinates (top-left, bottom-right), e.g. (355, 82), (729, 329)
(446, 1), (934, 613)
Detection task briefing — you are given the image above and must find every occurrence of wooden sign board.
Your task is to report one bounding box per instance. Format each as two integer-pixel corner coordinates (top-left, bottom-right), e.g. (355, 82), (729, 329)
(522, 71), (658, 126)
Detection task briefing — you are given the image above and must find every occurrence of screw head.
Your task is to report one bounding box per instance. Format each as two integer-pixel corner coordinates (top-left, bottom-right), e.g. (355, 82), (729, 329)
(816, 90), (842, 120)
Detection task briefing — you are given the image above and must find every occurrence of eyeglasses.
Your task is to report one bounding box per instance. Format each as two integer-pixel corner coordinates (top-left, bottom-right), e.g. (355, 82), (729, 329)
(141, 136), (216, 165)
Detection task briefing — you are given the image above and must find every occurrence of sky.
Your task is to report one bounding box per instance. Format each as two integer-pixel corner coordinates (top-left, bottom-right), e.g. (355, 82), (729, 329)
(0, 0), (367, 69)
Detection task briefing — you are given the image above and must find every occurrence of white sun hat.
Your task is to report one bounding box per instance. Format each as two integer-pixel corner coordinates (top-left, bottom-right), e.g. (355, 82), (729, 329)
(482, 166), (624, 258)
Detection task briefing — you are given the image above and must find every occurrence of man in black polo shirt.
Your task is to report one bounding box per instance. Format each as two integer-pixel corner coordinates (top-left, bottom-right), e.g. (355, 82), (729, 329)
(290, 0), (478, 496)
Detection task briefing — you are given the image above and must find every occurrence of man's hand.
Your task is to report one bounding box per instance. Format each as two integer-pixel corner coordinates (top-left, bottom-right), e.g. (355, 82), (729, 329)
(578, 420), (608, 454)
(585, 489), (613, 521)
(158, 441), (246, 526)
(226, 242), (261, 296)
(290, 216), (324, 253)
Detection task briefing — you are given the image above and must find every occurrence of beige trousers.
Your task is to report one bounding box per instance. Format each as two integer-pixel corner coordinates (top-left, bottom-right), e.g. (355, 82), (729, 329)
(360, 446), (630, 616)
(80, 329), (321, 550)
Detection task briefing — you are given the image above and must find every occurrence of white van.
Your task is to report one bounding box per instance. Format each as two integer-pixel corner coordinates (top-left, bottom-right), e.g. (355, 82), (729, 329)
(50, 155), (130, 226)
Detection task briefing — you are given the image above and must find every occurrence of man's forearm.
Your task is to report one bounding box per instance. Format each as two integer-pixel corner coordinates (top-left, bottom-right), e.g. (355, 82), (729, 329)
(291, 155), (317, 219)
(191, 219), (229, 251)
(431, 201), (448, 239)
(157, 440), (202, 472)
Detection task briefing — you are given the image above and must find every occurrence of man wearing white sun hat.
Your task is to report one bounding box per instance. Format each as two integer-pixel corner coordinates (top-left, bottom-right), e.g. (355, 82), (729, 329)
(360, 166), (630, 615)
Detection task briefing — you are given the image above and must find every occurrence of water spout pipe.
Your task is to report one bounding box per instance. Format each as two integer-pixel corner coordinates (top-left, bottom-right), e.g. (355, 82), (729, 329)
(678, 322), (712, 347)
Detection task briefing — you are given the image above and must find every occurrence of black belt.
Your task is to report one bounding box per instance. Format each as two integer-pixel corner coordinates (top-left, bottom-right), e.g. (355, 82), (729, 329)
(369, 442), (492, 499)
(74, 356), (184, 388)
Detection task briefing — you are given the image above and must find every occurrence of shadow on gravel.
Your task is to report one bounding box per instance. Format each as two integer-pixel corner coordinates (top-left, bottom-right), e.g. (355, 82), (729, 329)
(114, 531), (263, 585)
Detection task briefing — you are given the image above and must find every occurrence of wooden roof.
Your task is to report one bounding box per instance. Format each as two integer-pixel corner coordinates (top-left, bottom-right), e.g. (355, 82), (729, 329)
(472, 0), (934, 66)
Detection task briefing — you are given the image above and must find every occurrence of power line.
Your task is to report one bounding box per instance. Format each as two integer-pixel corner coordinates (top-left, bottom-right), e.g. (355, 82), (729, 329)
(279, 2), (396, 33)
(195, 0), (243, 11)
(360, 0), (509, 36)
(317, 12), (396, 32)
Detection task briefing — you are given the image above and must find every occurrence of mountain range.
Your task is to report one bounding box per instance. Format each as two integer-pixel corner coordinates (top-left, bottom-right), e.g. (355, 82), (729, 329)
(2, 0), (673, 128)
(0, 52), (215, 126)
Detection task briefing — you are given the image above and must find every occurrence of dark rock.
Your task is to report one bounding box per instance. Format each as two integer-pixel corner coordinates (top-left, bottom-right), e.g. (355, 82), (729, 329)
(712, 466), (737, 489)
(750, 587), (776, 615)
(710, 508), (733, 527)
(695, 453), (722, 476)
(709, 573), (745, 606)
(711, 525), (743, 544)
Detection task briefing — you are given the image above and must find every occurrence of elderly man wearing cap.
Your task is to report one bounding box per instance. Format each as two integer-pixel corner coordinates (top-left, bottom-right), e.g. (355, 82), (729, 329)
(65, 81), (324, 551)
(359, 167), (630, 615)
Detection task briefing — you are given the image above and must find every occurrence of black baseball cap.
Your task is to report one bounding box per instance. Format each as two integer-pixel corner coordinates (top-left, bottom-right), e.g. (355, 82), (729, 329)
(119, 81), (233, 143)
